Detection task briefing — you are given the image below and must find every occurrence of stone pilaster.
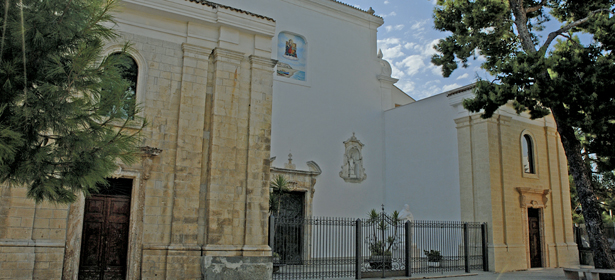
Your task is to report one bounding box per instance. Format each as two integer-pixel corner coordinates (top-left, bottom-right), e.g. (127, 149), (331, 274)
(204, 48), (248, 255)
(242, 55), (276, 256)
(170, 43), (212, 246)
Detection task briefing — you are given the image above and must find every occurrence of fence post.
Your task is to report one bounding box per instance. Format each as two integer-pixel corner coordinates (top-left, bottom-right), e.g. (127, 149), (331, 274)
(405, 221), (411, 277)
(481, 223), (488, 271)
(356, 218), (362, 279)
(269, 215), (275, 252)
(464, 223), (470, 273)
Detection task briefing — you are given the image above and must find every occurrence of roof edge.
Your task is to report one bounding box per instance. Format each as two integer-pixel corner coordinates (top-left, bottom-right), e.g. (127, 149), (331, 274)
(327, 0), (383, 19)
(446, 83), (477, 97)
(186, 0), (275, 22)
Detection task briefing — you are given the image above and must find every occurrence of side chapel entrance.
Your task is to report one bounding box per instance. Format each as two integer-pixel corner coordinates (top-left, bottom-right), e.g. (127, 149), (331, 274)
(528, 208), (542, 267)
(78, 178), (133, 280)
(516, 187), (549, 269)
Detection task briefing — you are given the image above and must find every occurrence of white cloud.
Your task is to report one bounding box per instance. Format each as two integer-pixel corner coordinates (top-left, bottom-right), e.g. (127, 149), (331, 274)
(377, 37), (406, 59)
(382, 11), (396, 17)
(429, 64), (443, 76)
(397, 55), (425, 76)
(384, 0), (390, 4)
(443, 83), (462, 92)
(403, 42), (415, 50)
(422, 39), (440, 56)
(390, 61), (406, 79)
(378, 37), (401, 47)
(410, 19), (430, 32)
(414, 84), (442, 100)
(382, 44), (405, 59)
(456, 73), (470, 80)
(384, 24), (405, 32)
(396, 80), (415, 93)
(411, 22), (424, 31)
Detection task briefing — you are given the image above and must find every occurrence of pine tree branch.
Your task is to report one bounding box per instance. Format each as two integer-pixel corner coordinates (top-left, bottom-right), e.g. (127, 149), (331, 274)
(539, 8), (613, 55)
(57, 0), (74, 24)
(510, 0), (537, 53)
(525, 0), (547, 14)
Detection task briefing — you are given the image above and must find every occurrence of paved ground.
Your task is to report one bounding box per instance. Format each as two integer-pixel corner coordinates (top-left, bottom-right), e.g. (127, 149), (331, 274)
(324, 268), (570, 280)
(391, 268), (568, 280)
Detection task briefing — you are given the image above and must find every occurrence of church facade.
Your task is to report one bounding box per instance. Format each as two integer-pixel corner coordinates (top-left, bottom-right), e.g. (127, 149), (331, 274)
(0, 0), (578, 279)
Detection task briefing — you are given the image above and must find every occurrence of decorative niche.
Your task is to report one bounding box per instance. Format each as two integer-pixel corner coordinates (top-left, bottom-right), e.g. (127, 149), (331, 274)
(340, 133), (366, 183)
(276, 32), (307, 81)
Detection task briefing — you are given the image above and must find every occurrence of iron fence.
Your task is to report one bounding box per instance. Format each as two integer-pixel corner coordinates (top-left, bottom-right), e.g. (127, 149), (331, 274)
(270, 214), (487, 280)
(575, 224), (615, 265)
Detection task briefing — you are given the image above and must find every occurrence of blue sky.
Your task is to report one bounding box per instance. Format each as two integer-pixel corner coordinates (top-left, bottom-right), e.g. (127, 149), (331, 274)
(345, 0), (484, 100)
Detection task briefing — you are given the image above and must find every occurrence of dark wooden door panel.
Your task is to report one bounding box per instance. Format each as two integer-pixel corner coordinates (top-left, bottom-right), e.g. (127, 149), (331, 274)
(528, 211), (542, 268)
(79, 194), (131, 280)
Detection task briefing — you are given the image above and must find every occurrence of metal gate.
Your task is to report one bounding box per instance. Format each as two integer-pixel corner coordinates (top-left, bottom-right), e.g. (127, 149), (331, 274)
(270, 209), (488, 279)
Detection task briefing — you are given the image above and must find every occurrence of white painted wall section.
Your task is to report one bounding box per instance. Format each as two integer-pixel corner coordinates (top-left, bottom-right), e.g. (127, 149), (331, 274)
(384, 92), (461, 221)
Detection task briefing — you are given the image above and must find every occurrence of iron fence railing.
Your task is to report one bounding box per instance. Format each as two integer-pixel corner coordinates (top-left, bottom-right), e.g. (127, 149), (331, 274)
(574, 224), (615, 265)
(270, 213), (488, 280)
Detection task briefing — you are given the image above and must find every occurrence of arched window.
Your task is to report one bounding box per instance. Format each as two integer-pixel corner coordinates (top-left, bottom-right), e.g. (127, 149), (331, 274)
(522, 134), (535, 174)
(109, 53), (138, 119)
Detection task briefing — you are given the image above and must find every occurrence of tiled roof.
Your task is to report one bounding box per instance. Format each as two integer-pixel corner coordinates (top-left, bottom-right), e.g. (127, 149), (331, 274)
(328, 0), (382, 18)
(186, 0), (275, 22)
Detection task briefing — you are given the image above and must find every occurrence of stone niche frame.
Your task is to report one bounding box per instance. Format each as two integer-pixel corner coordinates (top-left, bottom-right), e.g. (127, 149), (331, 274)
(516, 187), (550, 269)
(62, 147), (161, 280)
(339, 133), (366, 183)
(270, 158), (322, 219)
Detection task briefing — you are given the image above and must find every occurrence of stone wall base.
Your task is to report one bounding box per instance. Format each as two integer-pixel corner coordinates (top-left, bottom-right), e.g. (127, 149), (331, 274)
(201, 256), (272, 280)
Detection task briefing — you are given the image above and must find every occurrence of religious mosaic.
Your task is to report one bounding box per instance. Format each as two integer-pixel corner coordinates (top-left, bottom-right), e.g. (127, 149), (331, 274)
(277, 32), (306, 81)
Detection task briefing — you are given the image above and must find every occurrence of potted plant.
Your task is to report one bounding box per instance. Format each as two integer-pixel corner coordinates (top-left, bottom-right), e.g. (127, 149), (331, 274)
(424, 250), (443, 267)
(269, 175), (290, 216)
(366, 209), (400, 269)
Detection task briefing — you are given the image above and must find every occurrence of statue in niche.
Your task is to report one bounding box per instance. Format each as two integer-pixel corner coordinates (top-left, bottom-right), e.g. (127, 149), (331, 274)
(340, 133), (366, 183)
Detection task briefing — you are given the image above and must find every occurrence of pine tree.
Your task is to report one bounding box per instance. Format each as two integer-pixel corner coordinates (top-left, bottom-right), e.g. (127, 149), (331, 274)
(432, 0), (615, 272)
(0, 0), (144, 203)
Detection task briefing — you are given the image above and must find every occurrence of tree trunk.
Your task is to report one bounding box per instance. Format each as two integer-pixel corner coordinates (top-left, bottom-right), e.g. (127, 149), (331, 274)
(551, 105), (615, 274)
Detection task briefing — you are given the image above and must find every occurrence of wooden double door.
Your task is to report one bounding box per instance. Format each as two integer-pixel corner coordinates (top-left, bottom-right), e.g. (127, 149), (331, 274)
(528, 208), (542, 268)
(79, 179), (132, 280)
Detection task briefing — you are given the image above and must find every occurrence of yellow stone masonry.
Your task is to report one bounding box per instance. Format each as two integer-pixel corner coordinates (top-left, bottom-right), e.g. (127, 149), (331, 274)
(456, 112), (578, 272)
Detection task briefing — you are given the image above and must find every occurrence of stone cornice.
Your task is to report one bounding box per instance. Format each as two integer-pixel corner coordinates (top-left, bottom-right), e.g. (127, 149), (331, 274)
(271, 166), (321, 176)
(377, 75), (399, 84)
(249, 55), (277, 69)
(121, 0), (276, 37)
(213, 48), (245, 63)
(182, 43), (213, 58)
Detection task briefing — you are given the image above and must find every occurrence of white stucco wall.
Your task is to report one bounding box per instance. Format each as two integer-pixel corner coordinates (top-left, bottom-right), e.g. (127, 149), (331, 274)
(384, 92), (461, 221)
(219, 0), (390, 217)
